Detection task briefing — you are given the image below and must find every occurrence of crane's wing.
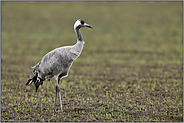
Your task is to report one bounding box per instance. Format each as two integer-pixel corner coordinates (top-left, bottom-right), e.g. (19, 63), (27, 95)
(33, 47), (74, 80)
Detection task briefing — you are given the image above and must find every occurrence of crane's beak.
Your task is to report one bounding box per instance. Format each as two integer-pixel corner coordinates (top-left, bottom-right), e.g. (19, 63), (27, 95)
(84, 23), (93, 29)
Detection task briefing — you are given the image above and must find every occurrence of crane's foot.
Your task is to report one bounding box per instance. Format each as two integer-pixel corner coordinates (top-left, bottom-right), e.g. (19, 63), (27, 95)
(54, 109), (63, 112)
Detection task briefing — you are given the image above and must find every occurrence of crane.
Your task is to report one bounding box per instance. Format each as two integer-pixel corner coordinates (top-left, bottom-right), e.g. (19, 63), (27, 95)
(26, 19), (93, 112)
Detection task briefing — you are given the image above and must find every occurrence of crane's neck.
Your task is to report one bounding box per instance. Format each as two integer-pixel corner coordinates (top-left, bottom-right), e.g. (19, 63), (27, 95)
(75, 28), (83, 42)
(69, 28), (85, 60)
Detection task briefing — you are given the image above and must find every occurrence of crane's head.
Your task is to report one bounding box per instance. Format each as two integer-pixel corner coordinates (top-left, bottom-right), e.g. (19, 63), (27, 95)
(74, 19), (93, 30)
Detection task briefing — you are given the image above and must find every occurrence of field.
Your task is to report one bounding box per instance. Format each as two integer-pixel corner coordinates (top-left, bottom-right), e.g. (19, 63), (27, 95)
(1, 1), (183, 122)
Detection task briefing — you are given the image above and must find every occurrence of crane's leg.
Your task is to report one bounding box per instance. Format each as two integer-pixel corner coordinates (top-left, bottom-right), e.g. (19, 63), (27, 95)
(54, 85), (58, 112)
(57, 78), (63, 112)
(54, 77), (63, 112)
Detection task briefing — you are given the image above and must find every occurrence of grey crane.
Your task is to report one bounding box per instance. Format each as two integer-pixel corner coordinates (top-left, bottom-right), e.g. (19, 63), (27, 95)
(26, 19), (93, 112)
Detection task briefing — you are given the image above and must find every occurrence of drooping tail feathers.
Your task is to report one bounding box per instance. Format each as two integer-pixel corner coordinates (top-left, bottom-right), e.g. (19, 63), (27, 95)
(26, 72), (43, 92)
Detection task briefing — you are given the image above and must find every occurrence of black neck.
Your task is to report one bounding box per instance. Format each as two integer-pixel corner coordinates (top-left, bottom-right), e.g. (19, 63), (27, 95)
(75, 28), (83, 42)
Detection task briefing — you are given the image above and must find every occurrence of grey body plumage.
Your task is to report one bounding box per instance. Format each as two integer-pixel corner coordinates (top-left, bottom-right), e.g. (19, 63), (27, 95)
(26, 19), (93, 112)
(32, 41), (84, 82)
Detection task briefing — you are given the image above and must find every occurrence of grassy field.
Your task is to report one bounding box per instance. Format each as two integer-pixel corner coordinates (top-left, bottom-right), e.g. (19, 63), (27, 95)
(1, 1), (183, 122)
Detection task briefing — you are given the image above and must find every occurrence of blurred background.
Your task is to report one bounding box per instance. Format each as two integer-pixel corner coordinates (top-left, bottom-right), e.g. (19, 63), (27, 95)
(2, 1), (182, 65)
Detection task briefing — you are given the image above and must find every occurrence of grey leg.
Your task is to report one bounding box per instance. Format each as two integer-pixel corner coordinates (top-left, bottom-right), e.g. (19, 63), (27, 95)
(58, 89), (63, 112)
(57, 78), (63, 112)
(54, 77), (63, 112)
(54, 86), (58, 112)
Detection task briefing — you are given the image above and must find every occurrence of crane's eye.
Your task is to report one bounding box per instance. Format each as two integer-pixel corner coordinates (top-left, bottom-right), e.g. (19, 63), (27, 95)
(79, 20), (85, 25)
